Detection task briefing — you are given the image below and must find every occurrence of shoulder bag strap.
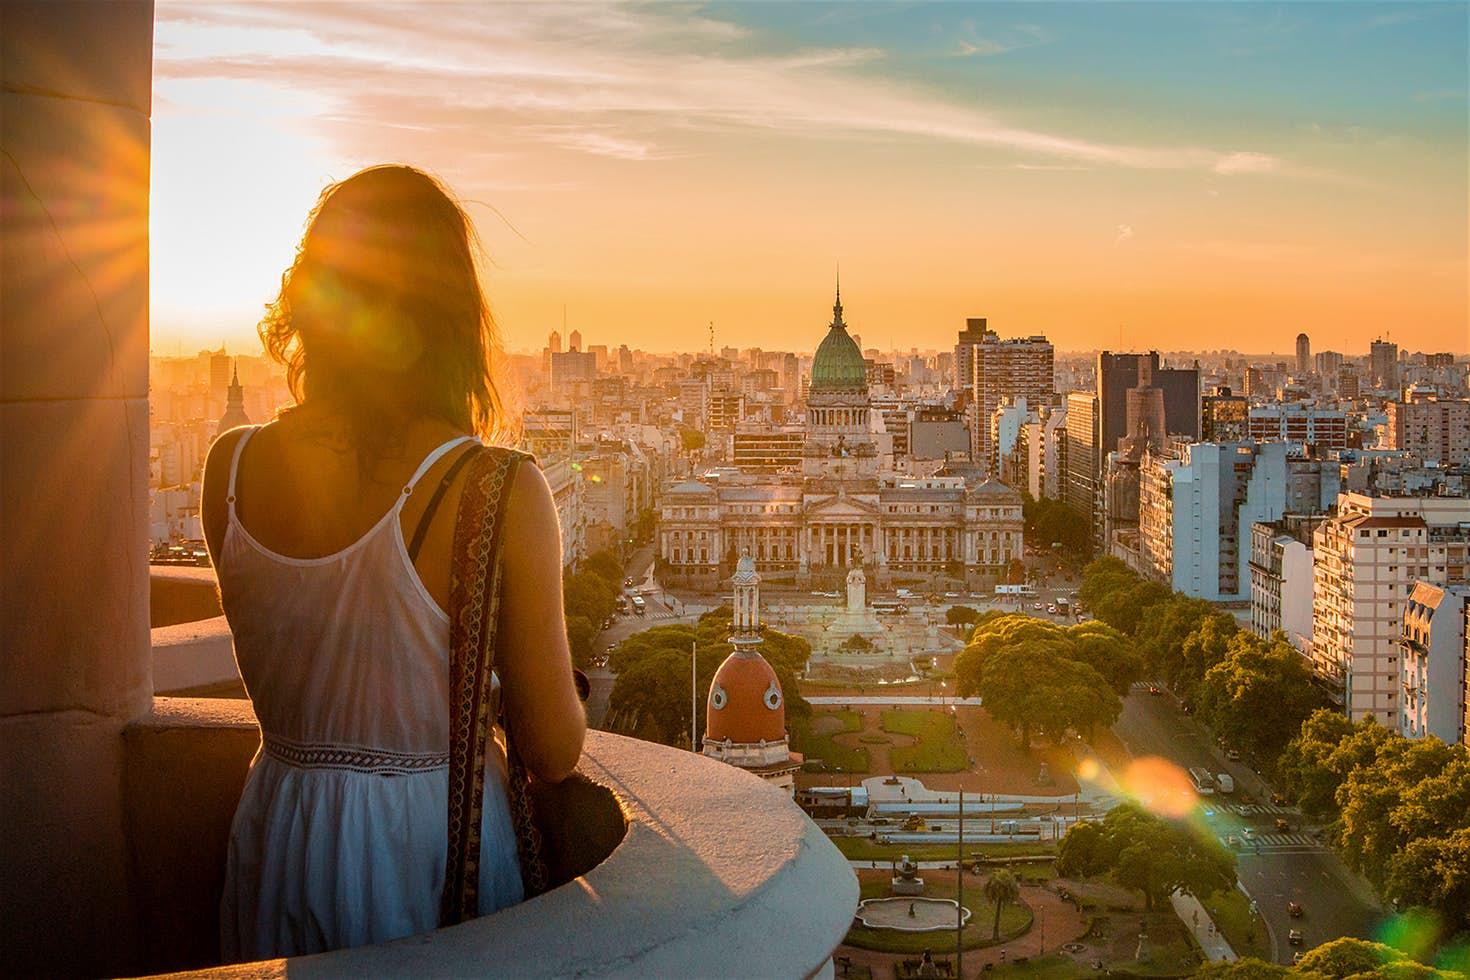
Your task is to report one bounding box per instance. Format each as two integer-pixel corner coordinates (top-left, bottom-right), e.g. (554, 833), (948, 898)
(440, 446), (546, 926)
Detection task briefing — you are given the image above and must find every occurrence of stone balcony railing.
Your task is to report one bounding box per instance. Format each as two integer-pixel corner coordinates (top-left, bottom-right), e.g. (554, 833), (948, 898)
(134, 572), (857, 978)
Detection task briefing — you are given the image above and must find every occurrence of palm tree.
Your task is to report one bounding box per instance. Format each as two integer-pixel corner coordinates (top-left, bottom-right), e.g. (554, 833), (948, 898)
(983, 869), (1021, 939)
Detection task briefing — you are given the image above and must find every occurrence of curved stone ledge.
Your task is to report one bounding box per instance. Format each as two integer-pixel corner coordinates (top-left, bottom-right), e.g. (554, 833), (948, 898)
(136, 707), (856, 979)
(150, 567), (223, 627)
(151, 615), (240, 695)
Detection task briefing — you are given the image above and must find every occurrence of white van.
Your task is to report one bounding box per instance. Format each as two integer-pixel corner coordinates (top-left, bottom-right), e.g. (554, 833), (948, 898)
(1215, 773), (1235, 794)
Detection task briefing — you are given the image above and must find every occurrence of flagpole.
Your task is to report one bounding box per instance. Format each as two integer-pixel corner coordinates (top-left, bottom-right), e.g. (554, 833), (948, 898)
(957, 785), (965, 979)
(691, 639), (698, 753)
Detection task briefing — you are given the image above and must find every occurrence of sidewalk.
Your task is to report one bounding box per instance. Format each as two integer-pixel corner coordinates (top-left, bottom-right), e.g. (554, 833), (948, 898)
(1170, 890), (1236, 963)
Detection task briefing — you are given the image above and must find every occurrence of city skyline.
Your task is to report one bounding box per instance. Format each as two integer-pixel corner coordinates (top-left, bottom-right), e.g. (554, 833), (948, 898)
(150, 2), (1468, 355)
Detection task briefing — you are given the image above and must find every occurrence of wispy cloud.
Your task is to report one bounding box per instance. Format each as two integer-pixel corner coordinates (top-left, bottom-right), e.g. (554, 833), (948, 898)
(1115, 224), (1135, 245)
(154, 2), (1298, 178)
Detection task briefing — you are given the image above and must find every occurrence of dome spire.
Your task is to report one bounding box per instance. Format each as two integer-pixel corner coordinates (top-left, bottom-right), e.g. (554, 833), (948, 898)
(832, 263), (844, 327)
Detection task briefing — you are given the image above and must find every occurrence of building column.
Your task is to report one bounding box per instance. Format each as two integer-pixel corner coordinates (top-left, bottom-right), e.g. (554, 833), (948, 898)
(1, 3), (155, 973)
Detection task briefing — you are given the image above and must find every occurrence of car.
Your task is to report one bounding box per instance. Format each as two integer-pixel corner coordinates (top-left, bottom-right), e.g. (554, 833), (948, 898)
(1271, 792), (1287, 805)
(1293, 952), (1304, 965)
(623, 578), (634, 587)
(1147, 684), (1162, 696)
(944, 592), (960, 598)
(1225, 748), (1242, 761)
(1288, 929), (1303, 946)
(1032, 602), (1045, 610)
(1287, 901), (1303, 918)
(1276, 818), (1291, 832)
(1046, 604), (1058, 614)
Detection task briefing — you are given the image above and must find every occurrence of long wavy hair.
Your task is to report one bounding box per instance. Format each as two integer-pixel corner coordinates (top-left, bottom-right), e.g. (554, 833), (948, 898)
(260, 165), (516, 465)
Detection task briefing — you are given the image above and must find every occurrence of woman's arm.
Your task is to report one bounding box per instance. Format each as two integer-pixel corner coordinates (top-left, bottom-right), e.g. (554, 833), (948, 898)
(496, 462), (587, 783)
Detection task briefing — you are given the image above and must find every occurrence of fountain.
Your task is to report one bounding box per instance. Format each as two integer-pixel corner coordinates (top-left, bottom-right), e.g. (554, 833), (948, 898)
(789, 567), (946, 673)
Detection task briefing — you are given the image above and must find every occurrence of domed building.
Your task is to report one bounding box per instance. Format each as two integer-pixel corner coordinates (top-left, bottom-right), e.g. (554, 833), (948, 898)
(703, 554), (801, 794)
(217, 360), (251, 433)
(805, 278), (881, 476)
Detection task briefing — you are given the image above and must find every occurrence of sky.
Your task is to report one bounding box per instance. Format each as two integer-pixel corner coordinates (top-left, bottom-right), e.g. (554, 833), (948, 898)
(149, 1), (1469, 357)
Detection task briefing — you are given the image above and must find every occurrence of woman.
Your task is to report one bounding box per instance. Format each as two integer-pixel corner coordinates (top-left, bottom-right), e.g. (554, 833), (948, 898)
(201, 165), (586, 961)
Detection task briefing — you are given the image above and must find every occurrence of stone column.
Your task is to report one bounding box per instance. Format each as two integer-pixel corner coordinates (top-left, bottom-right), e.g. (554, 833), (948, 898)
(1, 2), (155, 973)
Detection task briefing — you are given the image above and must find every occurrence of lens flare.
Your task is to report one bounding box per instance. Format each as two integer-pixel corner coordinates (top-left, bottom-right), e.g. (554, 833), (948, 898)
(1076, 757), (1101, 782)
(1119, 756), (1197, 819)
(1376, 907), (1442, 963)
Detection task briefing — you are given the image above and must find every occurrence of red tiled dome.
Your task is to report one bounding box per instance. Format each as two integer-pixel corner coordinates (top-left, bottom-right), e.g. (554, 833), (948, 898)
(705, 650), (786, 744)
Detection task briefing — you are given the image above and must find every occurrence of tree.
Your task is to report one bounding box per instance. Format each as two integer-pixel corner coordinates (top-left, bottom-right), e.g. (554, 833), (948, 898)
(982, 870), (1020, 939)
(563, 569), (618, 628)
(678, 427), (705, 452)
(1294, 938), (1409, 978)
(954, 613), (1121, 746)
(1134, 594), (1219, 683)
(564, 614), (598, 667)
(1057, 804), (1235, 911)
(1338, 737), (1464, 888)
(1386, 827), (1470, 934)
(1056, 820), (1106, 878)
(946, 605), (981, 627)
(606, 608), (813, 747)
(1277, 710), (1381, 820)
(582, 549), (623, 588)
(1174, 612), (1238, 704)
(1195, 633), (1325, 771)
(1065, 620), (1144, 695)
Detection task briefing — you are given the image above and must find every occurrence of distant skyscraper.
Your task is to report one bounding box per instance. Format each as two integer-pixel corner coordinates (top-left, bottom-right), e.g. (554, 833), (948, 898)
(1315, 350), (1344, 378)
(1370, 339), (1399, 391)
(568, 329), (583, 353)
(548, 330), (562, 354)
(1295, 333), (1311, 375)
(1063, 391), (1100, 541)
(1097, 351), (1199, 454)
(969, 325), (1054, 472)
(953, 318), (987, 391)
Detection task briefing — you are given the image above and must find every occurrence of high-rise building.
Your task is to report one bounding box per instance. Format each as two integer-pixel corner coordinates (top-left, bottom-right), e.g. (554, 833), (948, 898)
(1097, 351), (1199, 455)
(1250, 515), (1325, 651)
(1295, 333), (1311, 375)
(1385, 395), (1470, 466)
(1315, 350), (1344, 378)
(1063, 392), (1099, 541)
(1246, 405), (1348, 452)
(1370, 339), (1400, 391)
(568, 329), (583, 353)
(548, 330), (562, 354)
(970, 327), (1052, 470)
(1312, 494), (1470, 727)
(952, 318), (987, 391)
(1337, 370), (1361, 401)
(1242, 367), (1265, 399)
(1202, 389), (1248, 442)
(1138, 442), (1339, 603)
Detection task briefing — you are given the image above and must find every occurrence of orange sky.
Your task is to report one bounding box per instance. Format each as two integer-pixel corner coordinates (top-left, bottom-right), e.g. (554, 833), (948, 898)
(148, 2), (1469, 357)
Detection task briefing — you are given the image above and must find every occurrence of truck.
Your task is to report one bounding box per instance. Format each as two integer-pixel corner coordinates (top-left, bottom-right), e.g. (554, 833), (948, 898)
(1215, 772), (1235, 794)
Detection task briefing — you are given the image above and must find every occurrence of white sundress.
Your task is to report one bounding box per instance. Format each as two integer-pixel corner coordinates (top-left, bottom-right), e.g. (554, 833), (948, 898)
(217, 428), (523, 962)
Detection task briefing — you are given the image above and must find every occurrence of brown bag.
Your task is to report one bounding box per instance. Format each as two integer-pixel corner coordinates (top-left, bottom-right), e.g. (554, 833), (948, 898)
(439, 446), (549, 926)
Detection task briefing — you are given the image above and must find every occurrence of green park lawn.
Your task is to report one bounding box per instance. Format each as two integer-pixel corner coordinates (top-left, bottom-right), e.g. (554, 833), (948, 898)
(1201, 888), (1271, 962)
(791, 709), (870, 773)
(882, 709), (969, 773)
(844, 874), (1033, 954)
(834, 836), (1056, 865)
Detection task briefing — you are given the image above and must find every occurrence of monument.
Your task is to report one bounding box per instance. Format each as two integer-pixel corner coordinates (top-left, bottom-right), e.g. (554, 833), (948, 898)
(847, 566), (866, 614)
(892, 854), (925, 896)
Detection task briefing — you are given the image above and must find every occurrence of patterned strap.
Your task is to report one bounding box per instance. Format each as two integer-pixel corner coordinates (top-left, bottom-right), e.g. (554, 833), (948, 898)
(440, 446), (546, 926)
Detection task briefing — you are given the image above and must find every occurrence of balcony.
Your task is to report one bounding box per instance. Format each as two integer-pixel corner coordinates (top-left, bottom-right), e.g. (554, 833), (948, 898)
(126, 699), (856, 979)
(0, 5), (857, 973)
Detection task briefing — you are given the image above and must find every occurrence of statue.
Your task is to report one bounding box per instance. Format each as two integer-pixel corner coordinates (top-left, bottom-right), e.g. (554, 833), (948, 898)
(846, 566), (866, 613)
(908, 902), (916, 917)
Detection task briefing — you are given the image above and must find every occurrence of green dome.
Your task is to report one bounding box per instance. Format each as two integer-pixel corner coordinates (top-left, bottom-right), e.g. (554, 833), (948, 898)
(811, 284), (866, 390)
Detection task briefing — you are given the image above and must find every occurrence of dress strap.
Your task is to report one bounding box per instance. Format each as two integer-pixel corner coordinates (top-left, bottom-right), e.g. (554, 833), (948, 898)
(225, 425), (261, 517)
(400, 436), (479, 501)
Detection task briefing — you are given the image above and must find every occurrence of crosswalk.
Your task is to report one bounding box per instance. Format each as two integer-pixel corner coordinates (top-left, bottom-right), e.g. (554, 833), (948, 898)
(1230, 803), (1294, 816)
(1221, 832), (1321, 851)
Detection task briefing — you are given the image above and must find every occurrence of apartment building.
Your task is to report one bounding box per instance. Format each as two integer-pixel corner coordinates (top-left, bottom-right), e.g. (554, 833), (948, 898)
(1249, 515), (1323, 651)
(1385, 395), (1470, 466)
(1400, 582), (1468, 743)
(1139, 442), (1338, 603)
(1312, 494), (1470, 726)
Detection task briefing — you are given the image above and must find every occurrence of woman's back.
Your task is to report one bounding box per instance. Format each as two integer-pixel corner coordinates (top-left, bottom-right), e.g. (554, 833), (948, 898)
(216, 420), (473, 754)
(202, 165), (585, 960)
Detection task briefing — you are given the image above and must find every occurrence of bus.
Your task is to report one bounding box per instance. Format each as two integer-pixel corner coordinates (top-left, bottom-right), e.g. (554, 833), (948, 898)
(1188, 767), (1216, 796)
(631, 595), (646, 617)
(994, 584), (1038, 597)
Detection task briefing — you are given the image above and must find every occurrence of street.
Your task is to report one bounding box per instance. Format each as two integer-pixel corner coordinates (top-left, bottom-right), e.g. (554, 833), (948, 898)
(1114, 685), (1384, 964)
